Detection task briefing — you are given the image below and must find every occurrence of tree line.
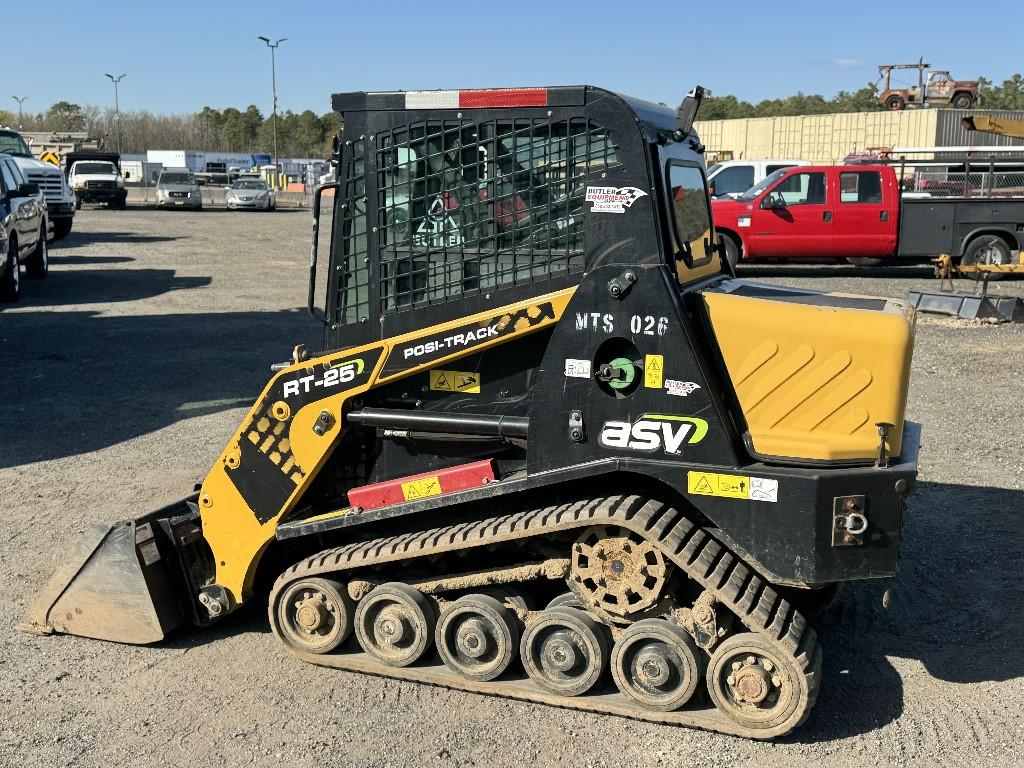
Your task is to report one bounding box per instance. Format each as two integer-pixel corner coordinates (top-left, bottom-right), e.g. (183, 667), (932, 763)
(699, 73), (1024, 120)
(1, 74), (1022, 150)
(0, 102), (341, 158)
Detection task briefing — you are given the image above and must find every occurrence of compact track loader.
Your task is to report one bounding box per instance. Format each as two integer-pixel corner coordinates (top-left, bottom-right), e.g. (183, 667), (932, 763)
(23, 85), (919, 739)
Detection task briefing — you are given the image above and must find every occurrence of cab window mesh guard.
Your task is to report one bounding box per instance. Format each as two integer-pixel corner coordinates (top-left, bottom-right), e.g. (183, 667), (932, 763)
(376, 118), (618, 312)
(334, 138), (369, 325)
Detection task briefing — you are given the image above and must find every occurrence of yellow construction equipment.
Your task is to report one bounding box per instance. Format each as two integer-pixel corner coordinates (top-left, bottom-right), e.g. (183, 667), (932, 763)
(22, 84), (920, 739)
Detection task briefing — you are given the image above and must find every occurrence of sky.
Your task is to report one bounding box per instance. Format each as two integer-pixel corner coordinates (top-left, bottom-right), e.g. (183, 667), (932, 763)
(7, 0), (1022, 118)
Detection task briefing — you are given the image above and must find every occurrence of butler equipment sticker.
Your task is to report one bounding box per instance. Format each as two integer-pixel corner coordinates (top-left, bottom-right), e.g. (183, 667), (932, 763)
(585, 186), (648, 213)
(644, 354), (664, 389)
(429, 369), (481, 394)
(687, 472), (779, 503)
(564, 359), (592, 378)
(401, 476), (443, 501)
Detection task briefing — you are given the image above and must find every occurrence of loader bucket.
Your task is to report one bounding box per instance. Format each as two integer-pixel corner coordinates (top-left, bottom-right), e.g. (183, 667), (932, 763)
(20, 514), (188, 645)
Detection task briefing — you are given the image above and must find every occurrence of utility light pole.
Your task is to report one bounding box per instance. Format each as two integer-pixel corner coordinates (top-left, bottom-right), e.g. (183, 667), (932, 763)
(105, 73), (126, 154)
(257, 36), (286, 188)
(11, 96), (27, 128)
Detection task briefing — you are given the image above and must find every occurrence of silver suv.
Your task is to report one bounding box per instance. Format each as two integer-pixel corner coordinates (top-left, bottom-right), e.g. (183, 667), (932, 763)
(155, 169), (202, 210)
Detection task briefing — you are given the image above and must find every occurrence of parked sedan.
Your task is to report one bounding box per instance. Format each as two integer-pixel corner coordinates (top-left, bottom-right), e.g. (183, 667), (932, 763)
(1, 152), (49, 302)
(155, 170), (203, 210)
(226, 179), (276, 211)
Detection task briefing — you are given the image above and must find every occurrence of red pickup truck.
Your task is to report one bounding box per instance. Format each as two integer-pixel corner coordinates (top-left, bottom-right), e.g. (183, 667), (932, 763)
(712, 164), (1024, 268)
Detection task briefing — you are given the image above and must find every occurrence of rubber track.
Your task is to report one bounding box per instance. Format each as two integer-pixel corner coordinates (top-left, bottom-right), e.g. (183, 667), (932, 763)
(270, 495), (822, 737)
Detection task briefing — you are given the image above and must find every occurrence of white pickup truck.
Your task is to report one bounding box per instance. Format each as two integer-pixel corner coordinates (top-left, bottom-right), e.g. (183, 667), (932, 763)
(0, 128), (76, 239)
(707, 159), (811, 199)
(66, 151), (128, 209)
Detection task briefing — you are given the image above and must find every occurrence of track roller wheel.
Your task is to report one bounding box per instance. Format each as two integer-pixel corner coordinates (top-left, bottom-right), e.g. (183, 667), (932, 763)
(546, 592), (584, 610)
(479, 585), (534, 613)
(611, 619), (702, 711)
(706, 632), (811, 732)
(436, 594), (519, 682)
(355, 583), (436, 667)
(274, 577), (353, 654)
(520, 606), (609, 696)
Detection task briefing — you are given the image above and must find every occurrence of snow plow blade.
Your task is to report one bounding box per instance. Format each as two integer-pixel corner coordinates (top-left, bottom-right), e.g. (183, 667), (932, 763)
(19, 499), (201, 644)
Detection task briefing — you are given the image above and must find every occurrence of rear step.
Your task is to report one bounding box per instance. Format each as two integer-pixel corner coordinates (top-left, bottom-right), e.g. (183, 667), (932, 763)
(276, 459), (501, 540)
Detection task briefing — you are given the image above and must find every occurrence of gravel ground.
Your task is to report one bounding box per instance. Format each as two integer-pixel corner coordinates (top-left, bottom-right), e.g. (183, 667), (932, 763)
(1, 208), (1022, 768)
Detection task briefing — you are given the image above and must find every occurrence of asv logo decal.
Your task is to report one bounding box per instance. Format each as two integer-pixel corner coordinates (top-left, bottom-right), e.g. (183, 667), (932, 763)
(282, 358), (364, 398)
(599, 414), (708, 455)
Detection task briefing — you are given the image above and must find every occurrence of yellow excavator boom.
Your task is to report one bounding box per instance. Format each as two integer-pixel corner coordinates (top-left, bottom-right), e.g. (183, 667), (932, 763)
(961, 114), (1024, 141)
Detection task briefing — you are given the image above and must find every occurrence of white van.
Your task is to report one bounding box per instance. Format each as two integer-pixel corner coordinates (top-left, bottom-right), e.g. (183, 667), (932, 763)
(707, 159), (811, 199)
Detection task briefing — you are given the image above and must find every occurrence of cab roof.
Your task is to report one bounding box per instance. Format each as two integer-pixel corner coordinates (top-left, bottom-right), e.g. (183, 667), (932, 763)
(331, 85), (682, 144)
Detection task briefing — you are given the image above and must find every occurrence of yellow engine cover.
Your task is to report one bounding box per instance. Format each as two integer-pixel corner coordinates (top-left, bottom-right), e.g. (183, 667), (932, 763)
(702, 282), (914, 462)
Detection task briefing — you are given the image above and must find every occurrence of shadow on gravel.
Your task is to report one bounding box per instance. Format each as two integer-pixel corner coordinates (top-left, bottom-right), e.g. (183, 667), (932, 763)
(58, 230), (181, 248)
(795, 480), (1023, 742)
(163, 602), (271, 650)
(52, 254), (135, 265)
(0, 268), (210, 308)
(0, 308), (320, 467)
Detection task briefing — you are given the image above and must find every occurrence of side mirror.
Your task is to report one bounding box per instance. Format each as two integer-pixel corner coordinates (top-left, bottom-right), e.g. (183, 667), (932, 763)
(708, 183), (716, 198)
(676, 85), (710, 138)
(18, 182), (40, 196)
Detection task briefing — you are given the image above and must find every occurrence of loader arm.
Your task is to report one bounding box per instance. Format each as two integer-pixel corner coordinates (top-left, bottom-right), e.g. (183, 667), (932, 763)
(199, 289), (575, 607)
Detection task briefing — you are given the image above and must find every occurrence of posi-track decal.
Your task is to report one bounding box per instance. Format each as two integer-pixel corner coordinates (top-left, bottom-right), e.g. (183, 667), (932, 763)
(687, 471), (778, 503)
(381, 302), (556, 377)
(599, 414), (708, 455)
(585, 186), (648, 213)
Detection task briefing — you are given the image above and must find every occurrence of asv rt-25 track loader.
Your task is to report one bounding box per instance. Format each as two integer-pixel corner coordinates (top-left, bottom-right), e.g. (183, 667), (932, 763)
(23, 85), (919, 739)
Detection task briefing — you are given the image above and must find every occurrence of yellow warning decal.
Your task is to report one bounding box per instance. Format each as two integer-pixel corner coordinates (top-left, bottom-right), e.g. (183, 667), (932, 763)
(687, 471), (779, 503)
(401, 476), (443, 501)
(429, 369), (481, 394)
(644, 354), (663, 389)
(40, 151), (59, 166)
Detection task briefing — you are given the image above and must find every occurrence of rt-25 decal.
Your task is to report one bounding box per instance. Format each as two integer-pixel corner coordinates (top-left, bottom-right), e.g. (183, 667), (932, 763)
(599, 414), (708, 455)
(282, 358), (364, 398)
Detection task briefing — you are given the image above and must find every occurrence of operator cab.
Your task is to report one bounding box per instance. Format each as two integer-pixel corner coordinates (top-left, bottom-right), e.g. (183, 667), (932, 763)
(310, 85), (724, 350)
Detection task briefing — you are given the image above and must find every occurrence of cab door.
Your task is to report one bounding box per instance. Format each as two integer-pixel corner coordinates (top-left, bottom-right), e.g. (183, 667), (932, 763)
(749, 170), (831, 258)
(832, 169), (897, 258)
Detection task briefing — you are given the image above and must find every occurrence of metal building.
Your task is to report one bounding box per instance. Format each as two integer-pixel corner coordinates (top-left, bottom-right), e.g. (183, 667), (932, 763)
(694, 108), (1024, 163)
